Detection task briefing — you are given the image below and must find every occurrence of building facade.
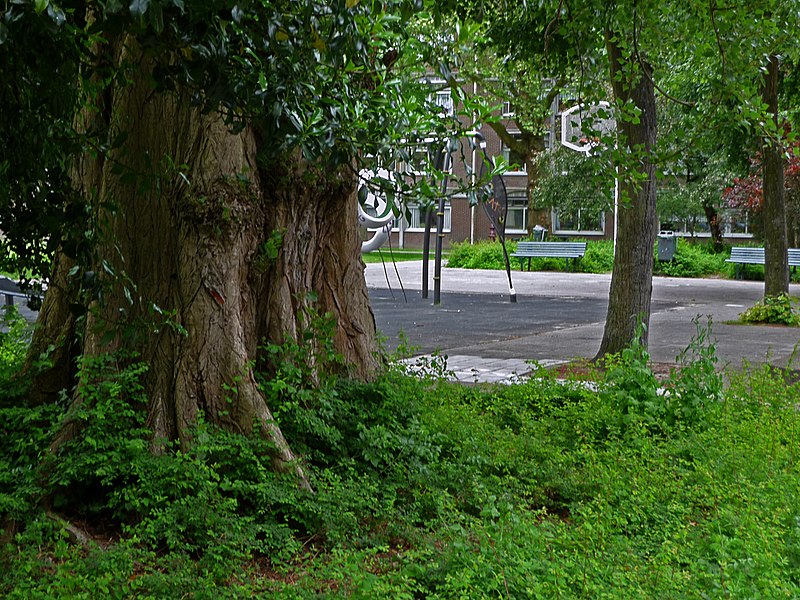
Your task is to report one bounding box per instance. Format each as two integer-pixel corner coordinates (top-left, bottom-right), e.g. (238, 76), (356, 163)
(363, 81), (751, 250)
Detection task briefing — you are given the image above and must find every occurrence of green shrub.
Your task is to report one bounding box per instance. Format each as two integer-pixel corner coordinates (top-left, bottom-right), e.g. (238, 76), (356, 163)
(599, 319), (721, 436)
(600, 331), (664, 435)
(0, 307), (34, 396)
(654, 238), (730, 278)
(447, 239), (615, 273)
(578, 239), (614, 272)
(446, 240), (509, 270)
(664, 316), (723, 427)
(447, 237), (772, 281)
(5, 319), (800, 597)
(739, 293), (800, 326)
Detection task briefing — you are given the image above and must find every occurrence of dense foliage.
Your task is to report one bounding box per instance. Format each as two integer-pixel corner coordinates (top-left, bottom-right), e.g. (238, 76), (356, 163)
(723, 142), (800, 244)
(532, 145), (612, 223)
(3, 314), (800, 596)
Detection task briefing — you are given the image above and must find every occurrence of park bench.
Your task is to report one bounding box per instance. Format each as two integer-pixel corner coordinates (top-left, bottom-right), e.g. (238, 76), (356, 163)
(510, 241), (587, 272)
(726, 246), (800, 279)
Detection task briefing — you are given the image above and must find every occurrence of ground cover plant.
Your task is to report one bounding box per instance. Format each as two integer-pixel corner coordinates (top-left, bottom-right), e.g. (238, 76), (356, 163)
(739, 293), (800, 326)
(3, 317), (800, 597)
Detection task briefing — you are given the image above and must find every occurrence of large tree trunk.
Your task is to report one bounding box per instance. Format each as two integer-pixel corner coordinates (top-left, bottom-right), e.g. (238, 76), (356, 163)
(27, 37), (378, 480)
(762, 54), (789, 297)
(595, 35), (658, 359)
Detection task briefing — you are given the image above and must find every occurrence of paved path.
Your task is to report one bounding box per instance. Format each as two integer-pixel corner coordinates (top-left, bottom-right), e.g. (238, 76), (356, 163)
(367, 261), (800, 383)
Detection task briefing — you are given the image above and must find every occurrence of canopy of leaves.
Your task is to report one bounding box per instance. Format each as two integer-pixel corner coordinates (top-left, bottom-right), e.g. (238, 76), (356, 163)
(0, 0), (478, 280)
(532, 145), (612, 215)
(723, 142), (800, 213)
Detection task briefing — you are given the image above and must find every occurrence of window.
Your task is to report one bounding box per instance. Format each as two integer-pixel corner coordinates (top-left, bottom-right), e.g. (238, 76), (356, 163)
(502, 101), (515, 117)
(553, 207), (604, 233)
(398, 144), (453, 176)
(660, 216), (710, 237)
(406, 203), (452, 232)
(434, 90), (454, 116)
(723, 209), (752, 236)
(505, 192), (528, 233)
(543, 130), (553, 151)
(501, 133), (526, 173)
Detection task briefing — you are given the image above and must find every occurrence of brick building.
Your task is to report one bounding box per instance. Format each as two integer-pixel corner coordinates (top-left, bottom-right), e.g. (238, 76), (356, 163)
(362, 80), (753, 250)
(365, 80), (616, 250)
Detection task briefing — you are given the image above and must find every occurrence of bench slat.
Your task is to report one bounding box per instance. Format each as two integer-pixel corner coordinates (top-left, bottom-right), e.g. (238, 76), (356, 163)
(511, 242), (587, 258)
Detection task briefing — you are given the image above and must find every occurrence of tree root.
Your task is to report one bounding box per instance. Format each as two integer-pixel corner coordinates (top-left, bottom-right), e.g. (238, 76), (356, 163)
(46, 511), (106, 551)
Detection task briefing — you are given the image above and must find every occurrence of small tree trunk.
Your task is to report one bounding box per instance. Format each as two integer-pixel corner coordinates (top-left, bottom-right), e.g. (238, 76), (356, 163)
(702, 200), (724, 251)
(525, 152), (542, 235)
(595, 34), (658, 359)
(762, 54), (789, 297)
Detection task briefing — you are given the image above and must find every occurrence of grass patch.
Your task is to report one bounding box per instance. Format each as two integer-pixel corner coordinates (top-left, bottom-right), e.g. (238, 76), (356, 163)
(362, 249), (445, 263)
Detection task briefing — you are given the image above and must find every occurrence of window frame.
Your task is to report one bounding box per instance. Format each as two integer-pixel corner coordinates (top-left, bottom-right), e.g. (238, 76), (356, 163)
(405, 202), (452, 233)
(504, 191), (528, 234)
(552, 207), (605, 235)
(500, 132), (527, 174)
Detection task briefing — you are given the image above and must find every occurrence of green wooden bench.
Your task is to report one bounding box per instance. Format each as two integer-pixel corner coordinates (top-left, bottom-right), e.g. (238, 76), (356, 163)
(510, 241), (587, 272)
(726, 247), (800, 279)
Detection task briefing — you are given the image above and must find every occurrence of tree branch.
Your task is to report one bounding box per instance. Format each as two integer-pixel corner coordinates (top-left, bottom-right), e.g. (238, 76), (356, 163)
(709, 0), (728, 78)
(487, 121), (529, 157)
(631, 1), (696, 108)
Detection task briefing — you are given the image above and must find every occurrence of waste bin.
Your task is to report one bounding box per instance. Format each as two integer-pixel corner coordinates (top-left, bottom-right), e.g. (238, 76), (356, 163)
(657, 230), (676, 261)
(532, 224), (548, 241)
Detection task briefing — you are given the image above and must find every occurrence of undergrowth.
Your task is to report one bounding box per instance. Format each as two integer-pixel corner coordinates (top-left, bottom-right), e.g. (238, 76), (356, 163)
(2, 318), (800, 597)
(739, 293), (800, 326)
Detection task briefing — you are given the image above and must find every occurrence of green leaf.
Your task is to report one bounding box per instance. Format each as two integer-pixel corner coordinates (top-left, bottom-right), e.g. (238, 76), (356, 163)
(129, 0), (149, 18)
(34, 0), (49, 15)
(0, 23), (7, 45)
(149, 1), (163, 33)
(46, 4), (66, 26)
(105, 0), (124, 13)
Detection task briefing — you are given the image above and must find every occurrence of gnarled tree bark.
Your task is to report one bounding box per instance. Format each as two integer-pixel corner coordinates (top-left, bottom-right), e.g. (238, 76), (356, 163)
(26, 36), (379, 485)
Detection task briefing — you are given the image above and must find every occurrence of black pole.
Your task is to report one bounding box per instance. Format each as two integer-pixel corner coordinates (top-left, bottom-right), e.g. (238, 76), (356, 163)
(491, 175), (516, 303)
(433, 145), (452, 305)
(500, 229), (517, 303)
(421, 207), (432, 299)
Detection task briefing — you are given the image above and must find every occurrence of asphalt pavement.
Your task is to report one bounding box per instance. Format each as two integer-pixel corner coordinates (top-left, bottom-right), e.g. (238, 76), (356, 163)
(366, 260), (800, 381)
(5, 265), (798, 383)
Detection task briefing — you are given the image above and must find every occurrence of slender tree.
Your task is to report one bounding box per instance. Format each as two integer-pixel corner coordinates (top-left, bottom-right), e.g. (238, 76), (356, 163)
(761, 53), (790, 296)
(595, 33), (658, 356)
